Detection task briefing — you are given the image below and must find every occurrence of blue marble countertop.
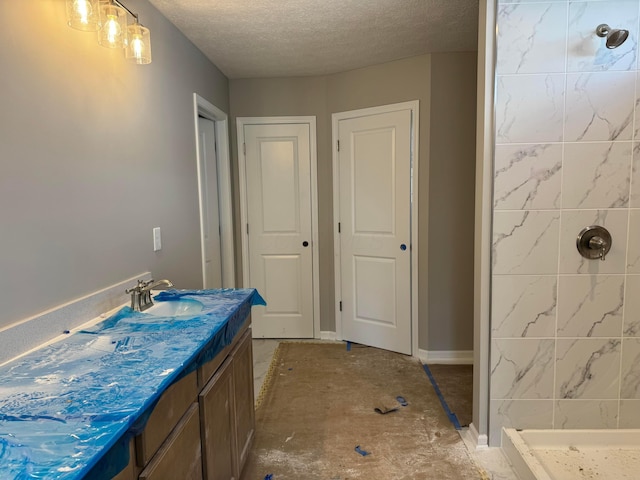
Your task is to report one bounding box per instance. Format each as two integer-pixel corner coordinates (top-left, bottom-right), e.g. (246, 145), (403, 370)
(0, 288), (265, 480)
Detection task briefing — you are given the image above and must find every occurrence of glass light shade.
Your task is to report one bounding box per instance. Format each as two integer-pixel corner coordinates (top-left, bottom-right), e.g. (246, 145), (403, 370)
(97, 3), (127, 48)
(126, 24), (152, 64)
(66, 0), (100, 31)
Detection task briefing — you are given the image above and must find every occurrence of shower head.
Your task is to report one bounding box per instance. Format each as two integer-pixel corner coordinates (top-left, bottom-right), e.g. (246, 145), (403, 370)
(596, 23), (629, 49)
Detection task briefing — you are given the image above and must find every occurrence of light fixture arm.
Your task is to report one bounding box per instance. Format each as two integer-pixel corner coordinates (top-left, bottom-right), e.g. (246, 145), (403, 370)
(112, 0), (139, 23)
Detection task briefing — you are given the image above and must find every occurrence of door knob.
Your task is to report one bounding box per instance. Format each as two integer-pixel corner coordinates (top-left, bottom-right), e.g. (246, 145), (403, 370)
(400, 244), (407, 251)
(302, 241), (309, 247)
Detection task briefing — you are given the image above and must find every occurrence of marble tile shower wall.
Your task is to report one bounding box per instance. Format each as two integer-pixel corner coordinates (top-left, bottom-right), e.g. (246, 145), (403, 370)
(490, 0), (640, 444)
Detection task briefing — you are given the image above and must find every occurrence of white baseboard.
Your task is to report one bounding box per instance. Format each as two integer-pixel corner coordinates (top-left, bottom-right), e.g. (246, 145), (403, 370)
(320, 331), (337, 341)
(418, 348), (473, 365)
(468, 422), (489, 449)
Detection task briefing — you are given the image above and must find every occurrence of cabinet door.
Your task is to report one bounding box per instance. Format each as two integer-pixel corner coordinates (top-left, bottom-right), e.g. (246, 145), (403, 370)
(199, 357), (237, 480)
(232, 329), (255, 476)
(138, 403), (203, 480)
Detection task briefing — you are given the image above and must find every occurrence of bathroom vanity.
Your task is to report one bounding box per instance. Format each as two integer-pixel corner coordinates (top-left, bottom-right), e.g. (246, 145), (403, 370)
(0, 288), (265, 480)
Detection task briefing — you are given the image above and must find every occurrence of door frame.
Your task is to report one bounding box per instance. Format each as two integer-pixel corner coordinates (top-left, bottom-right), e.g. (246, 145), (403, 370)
(193, 93), (235, 288)
(236, 116), (320, 339)
(332, 101), (420, 356)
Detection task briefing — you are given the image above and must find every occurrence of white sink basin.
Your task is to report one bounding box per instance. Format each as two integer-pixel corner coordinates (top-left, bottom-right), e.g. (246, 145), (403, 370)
(144, 299), (204, 317)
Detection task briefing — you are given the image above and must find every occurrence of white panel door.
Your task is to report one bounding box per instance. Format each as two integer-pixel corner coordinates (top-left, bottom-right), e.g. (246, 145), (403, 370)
(197, 116), (222, 289)
(338, 109), (412, 354)
(244, 123), (314, 338)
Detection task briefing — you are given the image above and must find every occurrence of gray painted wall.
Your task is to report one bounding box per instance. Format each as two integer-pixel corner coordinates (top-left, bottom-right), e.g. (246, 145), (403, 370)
(230, 53), (476, 351)
(0, 0), (228, 330)
(428, 52), (477, 351)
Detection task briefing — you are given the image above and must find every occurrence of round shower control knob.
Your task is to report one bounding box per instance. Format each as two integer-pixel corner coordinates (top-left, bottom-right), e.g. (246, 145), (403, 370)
(576, 225), (612, 261)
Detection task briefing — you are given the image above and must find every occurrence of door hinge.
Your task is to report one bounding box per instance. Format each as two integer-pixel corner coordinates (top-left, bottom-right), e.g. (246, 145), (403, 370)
(337, 140), (340, 152)
(338, 222), (341, 233)
(246, 223), (249, 235)
(339, 301), (342, 312)
(243, 142), (246, 155)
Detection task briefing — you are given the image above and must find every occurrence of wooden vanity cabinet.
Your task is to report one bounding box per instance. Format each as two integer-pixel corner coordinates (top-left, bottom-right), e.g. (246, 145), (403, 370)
(199, 327), (255, 480)
(128, 322), (254, 480)
(231, 329), (255, 474)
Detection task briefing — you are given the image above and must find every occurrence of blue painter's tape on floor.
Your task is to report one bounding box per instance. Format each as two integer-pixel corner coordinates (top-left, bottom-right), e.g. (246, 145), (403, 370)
(354, 445), (370, 456)
(346, 341), (352, 351)
(422, 364), (462, 430)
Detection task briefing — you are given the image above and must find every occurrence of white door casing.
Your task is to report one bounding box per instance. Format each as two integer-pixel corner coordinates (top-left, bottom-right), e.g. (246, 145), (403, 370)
(197, 116), (223, 289)
(237, 117), (319, 339)
(333, 102), (419, 356)
(193, 94), (235, 288)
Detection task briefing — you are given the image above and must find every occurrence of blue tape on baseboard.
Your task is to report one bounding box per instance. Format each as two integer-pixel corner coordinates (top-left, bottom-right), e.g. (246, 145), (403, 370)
(346, 341), (352, 351)
(422, 364), (462, 430)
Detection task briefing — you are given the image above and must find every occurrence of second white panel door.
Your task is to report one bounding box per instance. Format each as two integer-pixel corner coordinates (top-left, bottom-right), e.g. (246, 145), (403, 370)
(243, 123), (314, 338)
(337, 108), (412, 355)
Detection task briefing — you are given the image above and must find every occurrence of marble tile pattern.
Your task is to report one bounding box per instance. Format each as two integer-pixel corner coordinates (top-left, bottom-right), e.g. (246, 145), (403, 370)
(624, 275), (640, 336)
(490, 0), (640, 446)
(627, 209), (640, 273)
(561, 142), (631, 209)
(492, 275), (557, 338)
(491, 339), (555, 399)
(494, 144), (562, 210)
(565, 72), (635, 142)
(492, 211), (560, 274)
(621, 338), (640, 398)
(554, 400), (618, 428)
(619, 400), (640, 427)
(555, 338), (621, 399)
(556, 275), (624, 337)
(631, 143), (640, 207)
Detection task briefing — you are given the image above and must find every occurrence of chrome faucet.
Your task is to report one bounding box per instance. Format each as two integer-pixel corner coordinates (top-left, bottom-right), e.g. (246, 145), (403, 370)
(125, 279), (174, 312)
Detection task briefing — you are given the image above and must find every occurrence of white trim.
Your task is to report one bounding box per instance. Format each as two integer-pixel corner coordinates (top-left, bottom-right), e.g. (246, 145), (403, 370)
(468, 423), (489, 449)
(236, 116), (321, 339)
(474, 0), (497, 446)
(418, 349), (474, 365)
(193, 93), (235, 288)
(320, 331), (337, 341)
(331, 101), (420, 355)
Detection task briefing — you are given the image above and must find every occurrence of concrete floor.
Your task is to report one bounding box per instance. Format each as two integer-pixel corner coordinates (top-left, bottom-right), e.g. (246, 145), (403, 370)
(250, 339), (520, 479)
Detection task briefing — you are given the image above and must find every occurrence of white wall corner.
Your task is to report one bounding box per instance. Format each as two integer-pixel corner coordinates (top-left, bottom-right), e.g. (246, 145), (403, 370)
(418, 349), (474, 365)
(320, 331), (337, 341)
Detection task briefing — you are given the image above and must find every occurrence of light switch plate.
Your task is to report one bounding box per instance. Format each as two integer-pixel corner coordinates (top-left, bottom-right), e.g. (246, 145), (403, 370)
(153, 227), (161, 251)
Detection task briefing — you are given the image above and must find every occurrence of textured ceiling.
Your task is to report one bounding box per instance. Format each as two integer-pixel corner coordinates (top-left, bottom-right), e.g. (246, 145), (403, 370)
(147, 0), (479, 79)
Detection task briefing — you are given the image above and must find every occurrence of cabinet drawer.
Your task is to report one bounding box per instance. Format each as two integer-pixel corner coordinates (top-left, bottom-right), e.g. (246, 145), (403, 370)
(135, 370), (198, 466)
(138, 402), (203, 480)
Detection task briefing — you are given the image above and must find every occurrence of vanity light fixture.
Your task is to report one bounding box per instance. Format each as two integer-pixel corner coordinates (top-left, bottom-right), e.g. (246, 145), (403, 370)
(97, 1), (127, 49)
(125, 21), (152, 64)
(66, 0), (100, 31)
(66, 0), (152, 64)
